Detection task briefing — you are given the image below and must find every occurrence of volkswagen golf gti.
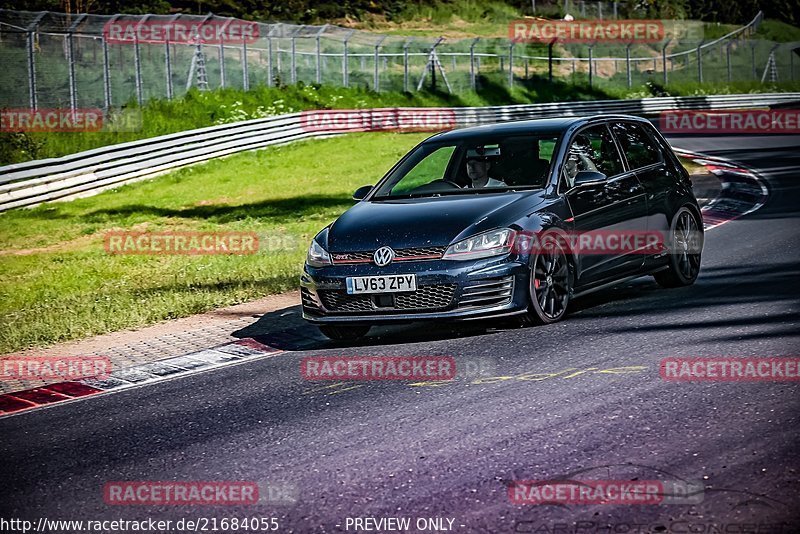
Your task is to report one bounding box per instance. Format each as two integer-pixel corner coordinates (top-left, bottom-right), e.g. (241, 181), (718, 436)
(300, 115), (703, 340)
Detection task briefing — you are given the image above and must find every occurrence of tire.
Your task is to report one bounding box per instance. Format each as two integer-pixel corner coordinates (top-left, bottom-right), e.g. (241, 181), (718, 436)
(319, 324), (371, 341)
(521, 233), (572, 325)
(654, 206), (703, 288)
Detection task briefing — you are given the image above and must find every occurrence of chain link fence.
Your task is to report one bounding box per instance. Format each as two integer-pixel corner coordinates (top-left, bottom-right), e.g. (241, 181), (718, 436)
(0, 8), (797, 112)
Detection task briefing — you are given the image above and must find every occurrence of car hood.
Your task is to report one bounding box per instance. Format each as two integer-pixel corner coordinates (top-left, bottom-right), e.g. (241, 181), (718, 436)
(326, 191), (545, 252)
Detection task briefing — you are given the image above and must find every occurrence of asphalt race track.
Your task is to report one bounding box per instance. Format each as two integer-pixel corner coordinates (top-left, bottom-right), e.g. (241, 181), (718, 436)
(1, 134), (798, 533)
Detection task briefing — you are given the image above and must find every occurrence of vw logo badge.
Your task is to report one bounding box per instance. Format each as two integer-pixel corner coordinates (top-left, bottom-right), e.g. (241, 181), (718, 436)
(373, 246), (395, 267)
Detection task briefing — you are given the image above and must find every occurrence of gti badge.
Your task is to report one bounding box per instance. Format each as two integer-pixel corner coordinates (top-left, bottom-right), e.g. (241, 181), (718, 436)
(373, 246), (395, 267)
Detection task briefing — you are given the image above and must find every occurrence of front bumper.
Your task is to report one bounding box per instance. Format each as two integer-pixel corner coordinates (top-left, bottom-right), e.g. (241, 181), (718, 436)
(300, 256), (530, 324)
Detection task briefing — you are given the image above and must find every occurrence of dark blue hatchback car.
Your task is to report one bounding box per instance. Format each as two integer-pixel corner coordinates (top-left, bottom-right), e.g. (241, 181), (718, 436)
(301, 115), (703, 340)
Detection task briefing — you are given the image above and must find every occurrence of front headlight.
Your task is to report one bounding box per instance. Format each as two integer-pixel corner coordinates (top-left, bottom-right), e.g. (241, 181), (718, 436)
(306, 239), (331, 267)
(442, 228), (517, 261)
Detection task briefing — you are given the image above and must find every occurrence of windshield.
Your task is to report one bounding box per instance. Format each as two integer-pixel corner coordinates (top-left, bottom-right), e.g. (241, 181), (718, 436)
(373, 134), (559, 198)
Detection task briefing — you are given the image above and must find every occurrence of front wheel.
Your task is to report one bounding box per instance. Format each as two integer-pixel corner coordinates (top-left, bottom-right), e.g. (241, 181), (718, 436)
(654, 207), (703, 288)
(521, 235), (572, 325)
(319, 324), (371, 341)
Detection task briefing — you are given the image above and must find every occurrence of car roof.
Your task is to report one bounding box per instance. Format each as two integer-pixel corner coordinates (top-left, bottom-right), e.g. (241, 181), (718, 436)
(427, 114), (650, 143)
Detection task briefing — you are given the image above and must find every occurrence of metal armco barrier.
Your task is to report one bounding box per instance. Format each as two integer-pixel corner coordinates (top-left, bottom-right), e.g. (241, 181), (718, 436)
(1, 92), (799, 212)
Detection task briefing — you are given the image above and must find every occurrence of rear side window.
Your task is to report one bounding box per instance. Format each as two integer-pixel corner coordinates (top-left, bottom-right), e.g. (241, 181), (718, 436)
(611, 122), (664, 170)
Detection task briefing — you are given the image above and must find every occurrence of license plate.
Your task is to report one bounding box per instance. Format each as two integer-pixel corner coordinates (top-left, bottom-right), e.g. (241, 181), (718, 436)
(346, 274), (417, 295)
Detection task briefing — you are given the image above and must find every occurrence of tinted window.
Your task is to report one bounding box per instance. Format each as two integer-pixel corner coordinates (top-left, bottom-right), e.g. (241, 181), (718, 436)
(375, 134), (559, 198)
(562, 124), (623, 189)
(612, 122), (664, 169)
(389, 146), (456, 195)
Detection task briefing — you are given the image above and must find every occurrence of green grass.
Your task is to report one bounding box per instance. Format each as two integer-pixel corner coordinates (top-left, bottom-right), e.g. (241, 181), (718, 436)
(351, 0), (521, 37)
(0, 132), (429, 354)
(755, 19), (800, 42)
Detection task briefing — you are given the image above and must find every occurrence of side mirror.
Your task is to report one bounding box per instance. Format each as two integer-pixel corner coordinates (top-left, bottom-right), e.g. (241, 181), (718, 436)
(352, 185), (373, 201)
(574, 170), (607, 186)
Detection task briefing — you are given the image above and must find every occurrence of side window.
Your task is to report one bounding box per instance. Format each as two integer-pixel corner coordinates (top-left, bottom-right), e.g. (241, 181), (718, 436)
(611, 122), (664, 170)
(561, 124), (623, 189)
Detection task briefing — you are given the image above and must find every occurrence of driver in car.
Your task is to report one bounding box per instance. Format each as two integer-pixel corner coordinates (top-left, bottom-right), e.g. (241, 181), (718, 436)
(466, 146), (506, 188)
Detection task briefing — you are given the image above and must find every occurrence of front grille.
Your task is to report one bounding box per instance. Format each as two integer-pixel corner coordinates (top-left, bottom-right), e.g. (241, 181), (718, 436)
(395, 284), (456, 309)
(331, 246), (445, 265)
(458, 277), (514, 309)
(318, 284), (456, 314)
(318, 292), (375, 313)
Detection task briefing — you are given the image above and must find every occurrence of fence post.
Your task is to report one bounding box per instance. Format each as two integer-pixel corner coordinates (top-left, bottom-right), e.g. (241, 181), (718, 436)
(403, 38), (413, 92)
(67, 32), (76, 111)
(218, 18), (235, 88)
(508, 42), (514, 88)
(598, 1), (603, 20)
(162, 14), (180, 99)
(266, 25), (276, 87)
(342, 30), (354, 87)
(548, 38), (556, 82)
(133, 15), (150, 106)
(726, 41), (733, 82)
(588, 44), (594, 87)
(751, 42), (757, 79)
(625, 42), (631, 88)
(469, 38), (479, 90)
(25, 13), (46, 111)
(242, 39), (249, 90)
(164, 39), (173, 99)
(613, 1), (618, 19)
(696, 41), (704, 83)
(102, 32), (111, 109)
(66, 14), (87, 112)
(374, 35), (387, 92)
(315, 24), (328, 85)
(792, 47), (797, 81)
(290, 26), (299, 84)
(662, 39), (670, 85)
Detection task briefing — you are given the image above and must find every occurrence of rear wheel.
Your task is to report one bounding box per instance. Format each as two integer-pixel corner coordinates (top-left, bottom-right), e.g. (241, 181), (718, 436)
(654, 207), (703, 288)
(521, 234), (572, 325)
(319, 325), (371, 341)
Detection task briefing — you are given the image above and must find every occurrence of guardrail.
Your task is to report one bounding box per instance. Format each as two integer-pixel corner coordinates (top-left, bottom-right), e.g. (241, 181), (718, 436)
(2, 92), (799, 212)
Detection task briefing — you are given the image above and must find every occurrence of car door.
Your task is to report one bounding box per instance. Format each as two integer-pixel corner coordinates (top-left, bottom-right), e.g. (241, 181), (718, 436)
(610, 121), (675, 239)
(561, 123), (648, 283)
